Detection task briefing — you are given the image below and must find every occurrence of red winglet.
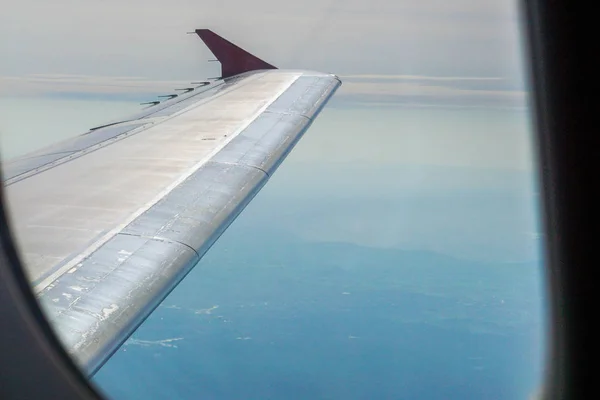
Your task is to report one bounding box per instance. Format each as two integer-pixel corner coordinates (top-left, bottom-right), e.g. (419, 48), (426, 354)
(195, 29), (277, 79)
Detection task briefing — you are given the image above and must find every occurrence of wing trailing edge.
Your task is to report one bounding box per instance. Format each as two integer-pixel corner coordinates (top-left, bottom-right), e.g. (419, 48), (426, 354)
(195, 29), (277, 78)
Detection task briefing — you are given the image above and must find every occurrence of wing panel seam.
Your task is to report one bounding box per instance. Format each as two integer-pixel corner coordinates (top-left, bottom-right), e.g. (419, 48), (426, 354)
(118, 232), (200, 260)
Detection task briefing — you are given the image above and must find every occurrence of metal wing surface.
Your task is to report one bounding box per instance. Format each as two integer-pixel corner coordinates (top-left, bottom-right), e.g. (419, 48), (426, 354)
(1, 29), (341, 376)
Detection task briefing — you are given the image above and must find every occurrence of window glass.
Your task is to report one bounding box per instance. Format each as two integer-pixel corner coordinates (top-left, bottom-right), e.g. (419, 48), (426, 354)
(1, 1), (546, 399)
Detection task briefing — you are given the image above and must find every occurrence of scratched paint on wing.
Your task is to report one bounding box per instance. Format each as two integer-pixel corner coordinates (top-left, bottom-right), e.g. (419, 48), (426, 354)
(100, 304), (119, 321)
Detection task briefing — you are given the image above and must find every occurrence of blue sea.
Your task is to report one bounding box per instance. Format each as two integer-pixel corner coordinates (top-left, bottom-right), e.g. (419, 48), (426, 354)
(1, 96), (547, 399)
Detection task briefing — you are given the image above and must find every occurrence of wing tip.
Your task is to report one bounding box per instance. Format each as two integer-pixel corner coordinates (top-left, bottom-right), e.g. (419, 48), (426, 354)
(193, 28), (277, 78)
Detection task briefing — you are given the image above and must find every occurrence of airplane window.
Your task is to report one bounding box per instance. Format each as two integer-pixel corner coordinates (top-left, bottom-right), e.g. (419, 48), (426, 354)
(1, 1), (547, 399)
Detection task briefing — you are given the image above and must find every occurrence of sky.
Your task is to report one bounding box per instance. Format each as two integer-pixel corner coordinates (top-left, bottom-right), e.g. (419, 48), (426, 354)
(0, 0), (527, 107)
(0, 0), (532, 170)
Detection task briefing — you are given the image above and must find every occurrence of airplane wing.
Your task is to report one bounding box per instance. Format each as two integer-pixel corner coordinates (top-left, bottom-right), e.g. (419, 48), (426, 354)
(1, 29), (341, 376)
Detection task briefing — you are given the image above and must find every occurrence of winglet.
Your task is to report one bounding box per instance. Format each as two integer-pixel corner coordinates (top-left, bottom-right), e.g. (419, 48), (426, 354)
(195, 29), (277, 79)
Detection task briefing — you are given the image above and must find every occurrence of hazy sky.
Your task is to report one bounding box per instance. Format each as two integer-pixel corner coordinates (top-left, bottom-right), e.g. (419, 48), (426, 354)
(1, 0), (527, 107)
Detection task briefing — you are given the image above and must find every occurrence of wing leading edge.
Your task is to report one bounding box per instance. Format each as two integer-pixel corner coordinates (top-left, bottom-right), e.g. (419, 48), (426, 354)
(2, 30), (341, 376)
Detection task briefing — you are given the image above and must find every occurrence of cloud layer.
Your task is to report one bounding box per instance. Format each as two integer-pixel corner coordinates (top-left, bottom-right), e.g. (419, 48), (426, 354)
(0, 73), (526, 109)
